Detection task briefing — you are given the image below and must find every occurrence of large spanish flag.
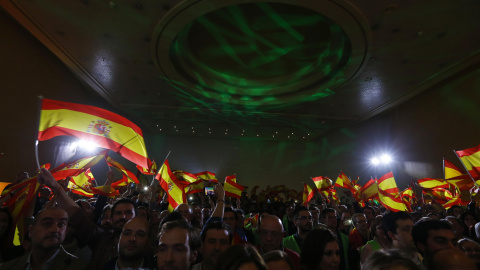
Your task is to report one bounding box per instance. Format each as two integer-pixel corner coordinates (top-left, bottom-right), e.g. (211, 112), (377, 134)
(38, 99), (148, 168)
(174, 170), (198, 183)
(156, 159), (186, 211)
(224, 175), (244, 199)
(377, 172), (400, 196)
(456, 144), (480, 179)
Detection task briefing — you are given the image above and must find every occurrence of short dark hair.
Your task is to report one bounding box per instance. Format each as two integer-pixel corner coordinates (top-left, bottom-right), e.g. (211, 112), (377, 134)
(224, 207), (237, 221)
(363, 206), (374, 214)
(215, 245), (267, 270)
(412, 219), (452, 253)
(321, 208), (336, 221)
(292, 206), (309, 220)
(158, 220), (201, 251)
(111, 198), (137, 219)
(201, 221), (233, 243)
(382, 211), (412, 241)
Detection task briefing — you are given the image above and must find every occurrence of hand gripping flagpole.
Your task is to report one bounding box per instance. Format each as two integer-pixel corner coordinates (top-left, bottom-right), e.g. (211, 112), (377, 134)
(35, 96), (44, 170)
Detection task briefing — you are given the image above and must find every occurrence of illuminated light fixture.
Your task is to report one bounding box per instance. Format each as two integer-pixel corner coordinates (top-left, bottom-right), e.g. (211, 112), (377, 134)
(192, 127), (194, 129)
(225, 132), (227, 135)
(176, 130), (179, 132)
(288, 136), (290, 138)
(159, 129), (162, 131)
(380, 154), (392, 164)
(257, 134), (259, 137)
(174, 125), (176, 128)
(209, 132), (212, 134)
(370, 154), (392, 165)
(156, 124), (159, 127)
(75, 140), (98, 152)
(143, 186), (149, 191)
(189, 196), (194, 201)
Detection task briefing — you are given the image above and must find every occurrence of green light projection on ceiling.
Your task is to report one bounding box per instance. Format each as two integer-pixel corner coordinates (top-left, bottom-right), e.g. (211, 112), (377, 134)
(165, 2), (352, 107)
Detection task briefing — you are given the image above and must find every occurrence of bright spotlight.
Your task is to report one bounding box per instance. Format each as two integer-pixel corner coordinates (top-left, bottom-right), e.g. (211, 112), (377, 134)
(189, 196), (194, 201)
(380, 154), (392, 164)
(143, 186), (149, 191)
(371, 157), (380, 165)
(76, 140), (98, 152)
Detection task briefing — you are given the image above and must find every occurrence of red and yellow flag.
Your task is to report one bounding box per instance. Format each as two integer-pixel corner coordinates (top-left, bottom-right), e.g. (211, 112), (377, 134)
(136, 158), (157, 175)
(185, 180), (204, 195)
(357, 178), (378, 201)
(445, 159), (475, 190)
(224, 175), (244, 199)
(194, 171), (218, 183)
(38, 99), (149, 168)
(417, 178), (449, 190)
(377, 172), (406, 212)
(456, 144), (480, 179)
(334, 171), (356, 193)
(442, 188), (462, 209)
(50, 150), (108, 180)
(312, 176), (333, 191)
(156, 160), (186, 211)
(106, 156), (139, 184)
(303, 183), (315, 206)
(174, 170), (198, 183)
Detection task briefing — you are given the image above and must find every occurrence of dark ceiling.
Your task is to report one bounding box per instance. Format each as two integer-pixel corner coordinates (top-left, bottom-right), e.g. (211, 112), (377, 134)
(2, 0), (479, 141)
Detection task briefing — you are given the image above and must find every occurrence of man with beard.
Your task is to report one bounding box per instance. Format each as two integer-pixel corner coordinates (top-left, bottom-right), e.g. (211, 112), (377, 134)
(157, 220), (200, 270)
(35, 168), (137, 269)
(192, 221), (232, 270)
(282, 206), (312, 254)
(102, 217), (155, 270)
(1, 207), (87, 269)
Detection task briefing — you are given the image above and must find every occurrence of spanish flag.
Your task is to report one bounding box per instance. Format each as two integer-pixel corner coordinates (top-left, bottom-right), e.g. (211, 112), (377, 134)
(185, 180), (204, 195)
(334, 171), (356, 193)
(312, 176), (333, 191)
(445, 158), (475, 190)
(224, 175), (244, 199)
(156, 160), (186, 211)
(377, 172), (406, 212)
(174, 170), (198, 183)
(456, 144), (480, 179)
(50, 150), (108, 180)
(357, 178), (378, 201)
(417, 178), (449, 190)
(303, 183), (315, 206)
(106, 156), (139, 184)
(195, 171), (218, 183)
(136, 158), (157, 175)
(38, 99), (149, 169)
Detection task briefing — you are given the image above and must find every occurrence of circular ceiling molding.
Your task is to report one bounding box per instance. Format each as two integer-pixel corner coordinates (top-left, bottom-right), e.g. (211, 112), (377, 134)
(152, 0), (370, 107)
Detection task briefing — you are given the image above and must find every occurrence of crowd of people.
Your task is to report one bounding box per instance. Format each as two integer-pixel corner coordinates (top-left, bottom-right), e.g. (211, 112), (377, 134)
(1, 168), (480, 270)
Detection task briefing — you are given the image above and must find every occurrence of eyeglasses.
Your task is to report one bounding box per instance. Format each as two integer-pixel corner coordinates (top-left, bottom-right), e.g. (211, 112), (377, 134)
(259, 230), (282, 238)
(297, 216), (313, 221)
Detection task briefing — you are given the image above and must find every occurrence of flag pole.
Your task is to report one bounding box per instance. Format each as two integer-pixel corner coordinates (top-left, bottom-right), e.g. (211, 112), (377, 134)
(453, 150), (479, 188)
(35, 96), (44, 170)
(151, 150), (171, 186)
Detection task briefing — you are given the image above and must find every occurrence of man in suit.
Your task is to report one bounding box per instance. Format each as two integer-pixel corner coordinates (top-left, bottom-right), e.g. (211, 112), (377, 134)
(1, 207), (87, 270)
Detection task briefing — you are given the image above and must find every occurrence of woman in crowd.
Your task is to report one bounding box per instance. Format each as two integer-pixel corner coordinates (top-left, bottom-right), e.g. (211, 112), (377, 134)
(300, 228), (340, 270)
(360, 216), (392, 265)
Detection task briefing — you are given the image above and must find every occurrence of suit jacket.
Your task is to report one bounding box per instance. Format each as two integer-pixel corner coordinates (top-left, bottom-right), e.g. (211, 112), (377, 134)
(0, 246), (87, 270)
